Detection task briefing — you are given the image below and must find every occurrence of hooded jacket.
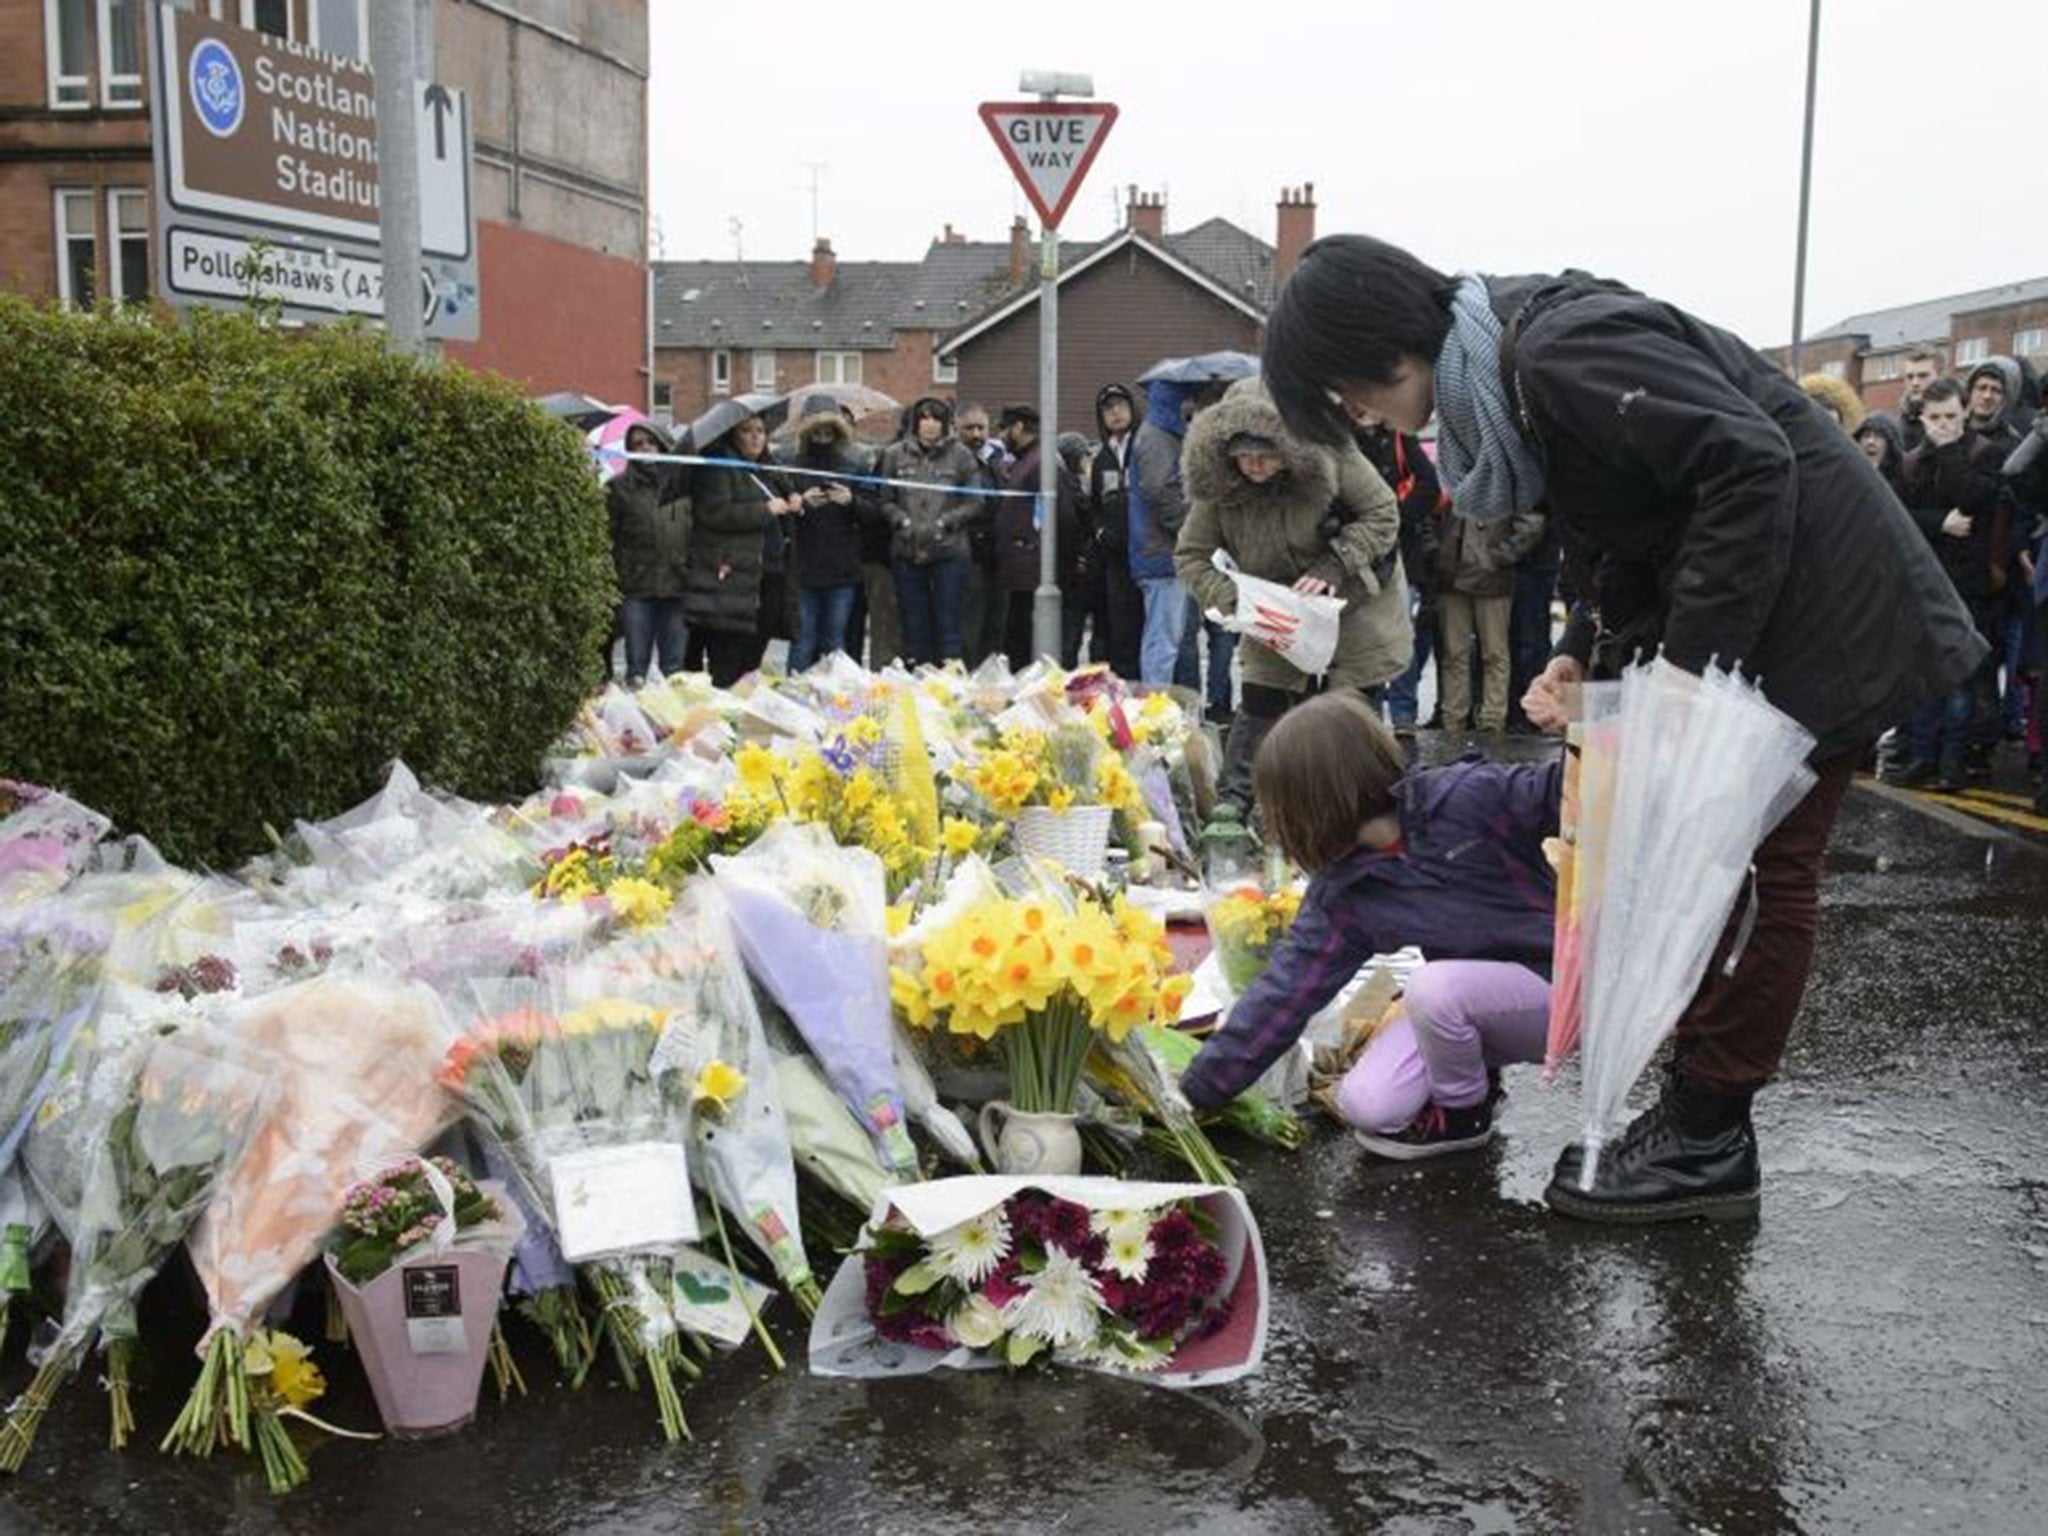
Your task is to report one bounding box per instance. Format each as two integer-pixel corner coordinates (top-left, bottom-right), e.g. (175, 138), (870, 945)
(992, 438), (1083, 595)
(1854, 411), (1907, 497)
(606, 446), (691, 601)
(783, 408), (880, 591)
(877, 398), (985, 566)
(1175, 384), (1412, 693)
(685, 433), (790, 633)
(1489, 273), (1986, 759)
(1182, 756), (1561, 1109)
(1128, 380), (1199, 580)
(1965, 357), (2026, 450)
(1090, 383), (1139, 556)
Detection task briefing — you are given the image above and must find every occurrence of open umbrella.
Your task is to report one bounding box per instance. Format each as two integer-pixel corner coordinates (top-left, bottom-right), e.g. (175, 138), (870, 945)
(1138, 351), (1260, 385)
(1563, 659), (1815, 1188)
(782, 382), (900, 425)
(689, 393), (790, 454)
(587, 410), (679, 483)
(533, 391), (621, 430)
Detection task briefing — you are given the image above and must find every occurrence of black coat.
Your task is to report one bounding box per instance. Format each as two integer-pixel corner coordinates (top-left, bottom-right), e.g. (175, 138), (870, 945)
(1494, 274), (1986, 759)
(606, 460), (690, 600)
(685, 453), (788, 633)
(782, 416), (880, 591)
(1361, 427), (1441, 598)
(1900, 434), (2009, 605)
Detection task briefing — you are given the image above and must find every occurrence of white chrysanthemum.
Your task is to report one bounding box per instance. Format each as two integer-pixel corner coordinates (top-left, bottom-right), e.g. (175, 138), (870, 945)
(927, 1209), (1012, 1286)
(1104, 1230), (1153, 1283)
(1088, 1207), (1154, 1247)
(948, 1293), (1007, 1350)
(1003, 1244), (1104, 1347)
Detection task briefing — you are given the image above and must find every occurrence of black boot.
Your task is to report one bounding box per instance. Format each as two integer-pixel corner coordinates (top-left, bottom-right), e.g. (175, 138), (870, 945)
(1545, 1073), (1760, 1224)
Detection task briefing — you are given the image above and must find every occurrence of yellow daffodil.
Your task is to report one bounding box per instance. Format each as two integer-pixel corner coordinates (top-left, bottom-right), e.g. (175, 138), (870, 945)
(735, 743), (781, 792)
(941, 818), (982, 857)
(606, 876), (674, 931)
(691, 1059), (747, 1112)
(246, 1330), (326, 1411)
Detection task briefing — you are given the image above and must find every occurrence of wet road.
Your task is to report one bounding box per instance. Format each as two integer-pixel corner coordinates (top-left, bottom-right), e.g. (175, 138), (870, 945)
(5, 782), (2046, 1535)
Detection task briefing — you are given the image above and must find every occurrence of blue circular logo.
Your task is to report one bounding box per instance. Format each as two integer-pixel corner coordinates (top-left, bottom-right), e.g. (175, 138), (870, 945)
(189, 39), (244, 138)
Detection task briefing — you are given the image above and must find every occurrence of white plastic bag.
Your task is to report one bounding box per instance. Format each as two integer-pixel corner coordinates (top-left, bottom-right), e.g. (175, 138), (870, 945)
(1203, 551), (1346, 676)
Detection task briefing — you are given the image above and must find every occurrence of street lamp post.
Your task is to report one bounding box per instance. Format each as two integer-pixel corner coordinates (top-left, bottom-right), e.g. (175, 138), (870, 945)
(1788, 0), (1822, 378)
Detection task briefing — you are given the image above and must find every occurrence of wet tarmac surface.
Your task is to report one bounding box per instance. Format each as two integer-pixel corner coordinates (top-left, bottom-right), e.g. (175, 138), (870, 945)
(4, 777), (2046, 1535)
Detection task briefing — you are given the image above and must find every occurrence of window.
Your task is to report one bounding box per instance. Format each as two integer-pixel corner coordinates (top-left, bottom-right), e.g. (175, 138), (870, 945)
(2014, 328), (2048, 360)
(1819, 359), (1847, 380)
(46, 0), (91, 107)
(651, 380), (673, 418)
(240, 0), (292, 39)
(108, 189), (149, 304)
(1954, 336), (1990, 366)
(932, 348), (959, 385)
(1863, 353), (1903, 383)
(98, 0), (139, 106)
(54, 190), (96, 308)
(311, 0), (367, 59)
(751, 349), (776, 391)
(711, 349), (732, 395)
(814, 351), (863, 386)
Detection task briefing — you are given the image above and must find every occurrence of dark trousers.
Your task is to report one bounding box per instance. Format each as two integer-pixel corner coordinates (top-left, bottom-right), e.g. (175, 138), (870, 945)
(792, 584), (860, 674)
(684, 626), (763, 689)
(619, 596), (686, 684)
(1000, 589), (1038, 672)
(893, 555), (970, 665)
(1176, 598), (1238, 718)
(1101, 557), (1146, 680)
(1674, 750), (1860, 1091)
(1507, 561), (1559, 729)
(1222, 680), (1385, 814)
(1060, 569), (1111, 670)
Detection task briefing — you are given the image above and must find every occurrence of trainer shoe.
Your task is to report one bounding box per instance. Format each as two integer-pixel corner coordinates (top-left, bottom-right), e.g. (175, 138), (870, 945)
(1354, 1100), (1495, 1161)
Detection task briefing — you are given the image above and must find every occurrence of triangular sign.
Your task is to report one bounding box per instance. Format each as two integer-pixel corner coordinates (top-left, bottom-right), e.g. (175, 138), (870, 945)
(978, 101), (1119, 231)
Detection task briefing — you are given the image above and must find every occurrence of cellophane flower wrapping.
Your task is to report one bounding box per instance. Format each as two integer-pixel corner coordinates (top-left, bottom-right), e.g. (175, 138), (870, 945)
(809, 1175), (1267, 1388)
(714, 823), (917, 1179)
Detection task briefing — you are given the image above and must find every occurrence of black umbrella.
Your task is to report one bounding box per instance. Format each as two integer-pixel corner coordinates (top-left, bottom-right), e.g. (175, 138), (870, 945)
(1137, 351), (1260, 385)
(533, 391), (622, 430)
(688, 393), (790, 452)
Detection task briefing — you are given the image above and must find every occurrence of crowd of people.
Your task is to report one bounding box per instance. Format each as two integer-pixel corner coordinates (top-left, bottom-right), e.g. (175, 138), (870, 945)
(604, 335), (2046, 822)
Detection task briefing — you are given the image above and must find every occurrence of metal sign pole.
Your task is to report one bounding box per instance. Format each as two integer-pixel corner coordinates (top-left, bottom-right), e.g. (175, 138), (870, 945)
(1033, 224), (1062, 664)
(371, 0), (423, 350)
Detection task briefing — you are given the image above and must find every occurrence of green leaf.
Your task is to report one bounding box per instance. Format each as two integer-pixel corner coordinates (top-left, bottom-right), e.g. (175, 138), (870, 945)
(1005, 1333), (1046, 1368)
(891, 1261), (942, 1296)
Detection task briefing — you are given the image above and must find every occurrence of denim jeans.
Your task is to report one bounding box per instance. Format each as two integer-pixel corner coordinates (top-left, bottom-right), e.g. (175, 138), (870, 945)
(619, 597), (687, 684)
(1174, 596), (1237, 717)
(892, 556), (970, 665)
(1137, 576), (1185, 685)
(792, 584), (860, 674)
(1905, 684), (1975, 777)
(2002, 597), (2033, 737)
(1386, 588), (1434, 725)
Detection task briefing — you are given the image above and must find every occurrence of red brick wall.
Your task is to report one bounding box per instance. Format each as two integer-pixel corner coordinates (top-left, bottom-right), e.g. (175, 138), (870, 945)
(656, 328), (954, 430)
(443, 220), (646, 407)
(952, 252), (1263, 434)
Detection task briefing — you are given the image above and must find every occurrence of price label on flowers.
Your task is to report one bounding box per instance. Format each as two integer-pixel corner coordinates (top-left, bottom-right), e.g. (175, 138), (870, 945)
(402, 1265), (466, 1354)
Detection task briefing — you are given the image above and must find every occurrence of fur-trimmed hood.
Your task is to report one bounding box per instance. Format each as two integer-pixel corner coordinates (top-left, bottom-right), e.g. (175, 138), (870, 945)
(1181, 389), (1337, 519)
(1799, 373), (1866, 433)
(793, 408), (855, 455)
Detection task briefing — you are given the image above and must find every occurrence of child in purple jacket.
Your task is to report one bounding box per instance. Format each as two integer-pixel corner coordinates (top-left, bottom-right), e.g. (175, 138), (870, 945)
(1180, 693), (1561, 1158)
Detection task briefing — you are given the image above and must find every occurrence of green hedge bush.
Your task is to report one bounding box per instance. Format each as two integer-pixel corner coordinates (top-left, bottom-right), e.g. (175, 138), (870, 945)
(0, 299), (615, 866)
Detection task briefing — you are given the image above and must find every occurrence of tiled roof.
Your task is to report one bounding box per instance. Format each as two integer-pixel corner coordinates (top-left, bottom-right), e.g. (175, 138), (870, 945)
(653, 221), (1267, 353)
(1809, 276), (2048, 352)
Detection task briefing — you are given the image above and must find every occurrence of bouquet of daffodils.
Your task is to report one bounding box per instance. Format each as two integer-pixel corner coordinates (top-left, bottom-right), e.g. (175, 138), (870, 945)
(1207, 885), (1304, 995)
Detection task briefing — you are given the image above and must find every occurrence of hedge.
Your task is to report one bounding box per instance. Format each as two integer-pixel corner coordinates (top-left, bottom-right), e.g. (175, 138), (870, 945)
(0, 299), (616, 867)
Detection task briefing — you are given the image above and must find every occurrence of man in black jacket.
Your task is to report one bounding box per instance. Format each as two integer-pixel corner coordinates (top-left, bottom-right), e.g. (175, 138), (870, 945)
(1088, 383), (1144, 679)
(1264, 235), (1986, 1225)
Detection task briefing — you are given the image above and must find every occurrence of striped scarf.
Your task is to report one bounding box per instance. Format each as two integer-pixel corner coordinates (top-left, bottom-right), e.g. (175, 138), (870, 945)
(1433, 274), (1545, 523)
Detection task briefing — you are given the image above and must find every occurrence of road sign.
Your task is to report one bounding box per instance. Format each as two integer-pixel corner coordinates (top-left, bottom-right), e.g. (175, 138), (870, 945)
(977, 101), (1118, 230)
(147, 2), (478, 339)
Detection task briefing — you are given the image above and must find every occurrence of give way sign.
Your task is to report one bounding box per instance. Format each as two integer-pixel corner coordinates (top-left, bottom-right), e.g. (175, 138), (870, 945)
(978, 101), (1119, 230)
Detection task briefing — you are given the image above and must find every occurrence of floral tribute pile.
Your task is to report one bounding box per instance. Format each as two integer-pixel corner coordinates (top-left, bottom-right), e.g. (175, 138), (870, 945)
(0, 653), (1296, 1492)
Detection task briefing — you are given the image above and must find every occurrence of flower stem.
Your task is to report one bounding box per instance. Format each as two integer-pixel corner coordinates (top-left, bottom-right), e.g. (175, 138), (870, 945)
(710, 1195), (784, 1372)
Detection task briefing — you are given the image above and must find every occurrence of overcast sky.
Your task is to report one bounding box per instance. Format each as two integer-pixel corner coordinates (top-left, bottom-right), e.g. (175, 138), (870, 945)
(648, 0), (2047, 347)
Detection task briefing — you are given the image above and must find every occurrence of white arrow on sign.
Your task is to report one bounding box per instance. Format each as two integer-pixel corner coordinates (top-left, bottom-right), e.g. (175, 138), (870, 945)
(978, 101), (1118, 230)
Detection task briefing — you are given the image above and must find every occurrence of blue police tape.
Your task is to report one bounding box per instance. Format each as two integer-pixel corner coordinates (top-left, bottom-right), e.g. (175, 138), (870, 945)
(611, 450), (1040, 500)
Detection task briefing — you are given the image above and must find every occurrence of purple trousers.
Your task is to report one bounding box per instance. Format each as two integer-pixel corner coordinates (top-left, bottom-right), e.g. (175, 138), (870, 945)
(1336, 960), (1551, 1134)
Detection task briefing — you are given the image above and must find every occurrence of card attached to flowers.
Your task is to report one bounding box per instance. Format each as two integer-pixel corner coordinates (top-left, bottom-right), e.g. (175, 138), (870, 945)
(808, 1175), (1267, 1389)
(547, 1141), (697, 1262)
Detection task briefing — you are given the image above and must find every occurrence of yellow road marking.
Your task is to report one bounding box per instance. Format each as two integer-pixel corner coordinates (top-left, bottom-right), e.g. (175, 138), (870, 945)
(1915, 791), (2048, 835)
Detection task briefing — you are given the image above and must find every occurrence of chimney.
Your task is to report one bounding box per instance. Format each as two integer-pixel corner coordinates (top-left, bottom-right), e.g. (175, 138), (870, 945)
(1275, 183), (1317, 285)
(810, 237), (836, 290)
(941, 222), (966, 246)
(1009, 216), (1031, 286)
(1125, 186), (1166, 241)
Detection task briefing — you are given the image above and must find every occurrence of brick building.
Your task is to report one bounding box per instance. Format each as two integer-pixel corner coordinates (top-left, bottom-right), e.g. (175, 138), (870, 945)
(1766, 275), (2048, 411)
(652, 185), (1317, 437)
(0, 0), (651, 406)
